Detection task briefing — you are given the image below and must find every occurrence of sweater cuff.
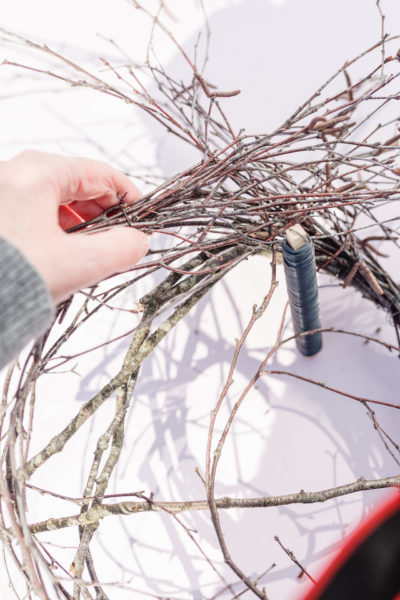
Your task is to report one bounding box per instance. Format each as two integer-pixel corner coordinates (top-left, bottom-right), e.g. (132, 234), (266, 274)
(0, 238), (55, 368)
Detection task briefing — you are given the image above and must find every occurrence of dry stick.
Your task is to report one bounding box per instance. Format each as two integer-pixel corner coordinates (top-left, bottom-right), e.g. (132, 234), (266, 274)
(205, 247), (280, 600)
(205, 248), (278, 485)
(28, 475), (400, 534)
(84, 551), (108, 600)
(376, 0), (386, 78)
(229, 564), (277, 600)
(365, 405), (400, 466)
(73, 384), (133, 600)
(146, 1), (164, 65)
(207, 302), (292, 600)
(279, 326), (400, 354)
(264, 370), (400, 410)
(0, 544), (25, 600)
(26, 483), (145, 505)
(0, 362), (17, 437)
(274, 536), (316, 585)
(1, 440), (48, 600)
(0, 477), (45, 597)
(2, 341), (66, 599)
(81, 383), (132, 590)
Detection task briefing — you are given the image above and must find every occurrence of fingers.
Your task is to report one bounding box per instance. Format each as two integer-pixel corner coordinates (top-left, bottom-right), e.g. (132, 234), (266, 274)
(60, 156), (141, 207)
(7, 150), (141, 208)
(51, 228), (149, 302)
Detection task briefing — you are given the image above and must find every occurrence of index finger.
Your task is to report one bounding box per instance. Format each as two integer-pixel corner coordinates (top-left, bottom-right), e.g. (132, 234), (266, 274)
(59, 155), (141, 208)
(8, 150), (141, 208)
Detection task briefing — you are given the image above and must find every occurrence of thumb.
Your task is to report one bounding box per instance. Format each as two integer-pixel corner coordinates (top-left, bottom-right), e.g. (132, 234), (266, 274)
(57, 227), (149, 301)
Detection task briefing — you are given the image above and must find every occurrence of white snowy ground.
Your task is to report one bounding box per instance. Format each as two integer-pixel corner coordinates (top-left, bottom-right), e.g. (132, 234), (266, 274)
(1, 1), (400, 599)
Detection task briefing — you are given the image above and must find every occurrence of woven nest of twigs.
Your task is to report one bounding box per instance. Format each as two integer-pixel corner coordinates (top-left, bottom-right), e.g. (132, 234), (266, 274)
(1, 7), (400, 600)
(67, 45), (400, 342)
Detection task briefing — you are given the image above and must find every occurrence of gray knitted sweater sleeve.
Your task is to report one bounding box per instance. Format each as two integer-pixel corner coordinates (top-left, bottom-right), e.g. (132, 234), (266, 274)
(0, 238), (55, 370)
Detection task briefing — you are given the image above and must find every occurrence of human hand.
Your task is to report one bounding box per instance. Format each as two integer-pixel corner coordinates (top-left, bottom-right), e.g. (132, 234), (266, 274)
(0, 150), (149, 304)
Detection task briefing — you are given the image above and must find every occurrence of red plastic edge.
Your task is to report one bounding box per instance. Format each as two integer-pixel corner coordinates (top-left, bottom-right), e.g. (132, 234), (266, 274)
(299, 490), (400, 600)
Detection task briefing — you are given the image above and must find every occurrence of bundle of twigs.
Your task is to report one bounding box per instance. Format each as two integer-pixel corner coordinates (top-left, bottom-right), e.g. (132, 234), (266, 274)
(1, 3), (400, 599)
(60, 25), (400, 342)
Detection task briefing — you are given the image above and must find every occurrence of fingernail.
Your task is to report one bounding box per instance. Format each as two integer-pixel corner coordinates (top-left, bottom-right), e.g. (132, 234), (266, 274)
(136, 230), (149, 255)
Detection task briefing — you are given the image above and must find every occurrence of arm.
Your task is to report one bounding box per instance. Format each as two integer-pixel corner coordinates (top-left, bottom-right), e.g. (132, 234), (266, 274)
(0, 237), (54, 369)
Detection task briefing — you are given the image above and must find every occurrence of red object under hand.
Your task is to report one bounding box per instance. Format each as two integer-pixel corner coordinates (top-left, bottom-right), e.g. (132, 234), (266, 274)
(60, 204), (86, 225)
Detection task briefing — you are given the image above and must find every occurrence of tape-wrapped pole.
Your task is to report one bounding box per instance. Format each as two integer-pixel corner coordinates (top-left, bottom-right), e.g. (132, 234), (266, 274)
(282, 225), (322, 356)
